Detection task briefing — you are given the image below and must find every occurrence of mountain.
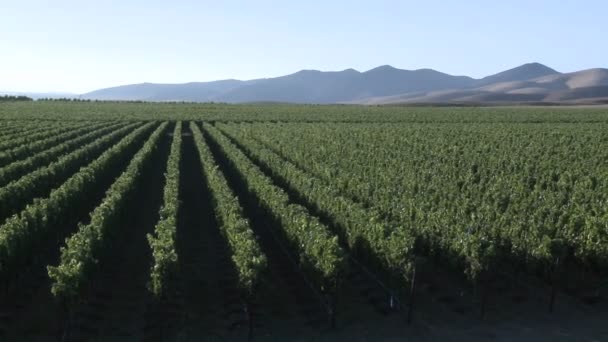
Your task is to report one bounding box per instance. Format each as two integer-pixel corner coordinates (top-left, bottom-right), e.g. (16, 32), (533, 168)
(82, 66), (475, 103)
(475, 62), (559, 87)
(83, 80), (249, 102)
(359, 67), (608, 105)
(79, 63), (608, 104)
(214, 69), (364, 103)
(210, 66), (475, 103)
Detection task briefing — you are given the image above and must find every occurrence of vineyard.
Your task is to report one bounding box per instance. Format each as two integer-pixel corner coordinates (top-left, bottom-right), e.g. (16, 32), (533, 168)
(0, 102), (606, 341)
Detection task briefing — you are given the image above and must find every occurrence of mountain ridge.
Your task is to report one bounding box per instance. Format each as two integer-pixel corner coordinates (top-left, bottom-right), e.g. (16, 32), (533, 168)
(77, 63), (608, 104)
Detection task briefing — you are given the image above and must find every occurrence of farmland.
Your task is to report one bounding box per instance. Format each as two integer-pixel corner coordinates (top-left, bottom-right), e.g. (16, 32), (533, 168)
(0, 101), (606, 341)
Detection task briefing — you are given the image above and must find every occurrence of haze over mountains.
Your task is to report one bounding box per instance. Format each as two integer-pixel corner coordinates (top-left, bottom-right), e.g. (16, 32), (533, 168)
(76, 63), (608, 104)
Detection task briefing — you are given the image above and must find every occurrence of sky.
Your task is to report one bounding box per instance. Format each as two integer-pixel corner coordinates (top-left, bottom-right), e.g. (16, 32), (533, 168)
(1, 0), (607, 93)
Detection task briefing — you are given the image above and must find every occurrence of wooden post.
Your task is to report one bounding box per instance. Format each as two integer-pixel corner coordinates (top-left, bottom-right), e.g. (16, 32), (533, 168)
(61, 298), (72, 342)
(549, 256), (560, 313)
(328, 293), (336, 329)
(2, 276), (8, 303)
(480, 272), (489, 320)
(160, 316), (164, 342)
(153, 294), (164, 342)
(245, 302), (253, 342)
(407, 261), (417, 324)
(480, 285), (488, 319)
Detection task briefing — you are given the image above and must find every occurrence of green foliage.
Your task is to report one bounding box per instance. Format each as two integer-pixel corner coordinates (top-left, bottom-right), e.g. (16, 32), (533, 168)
(203, 123), (347, 291)
(0, 121), (126, 187)
(237, 120), (608, 280)
(0, 122), (155, 279)
(190, 122), (266, 295)
(0, 122), (88, 158)
(0, 95), (32, 102)
(217, 123), (415, 283)
(48, 122), (167, 299)
(2, 101), (608, 122)
(0, 102), (606, 301)
(0, 122), (64, 142)
(148, 122), (182, 297)
(0, 122), (141, 223)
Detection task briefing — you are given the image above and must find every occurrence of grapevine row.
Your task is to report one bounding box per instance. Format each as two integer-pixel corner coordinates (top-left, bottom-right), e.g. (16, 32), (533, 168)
(0, 121), (128, 187)
(191, 122), (267, 295)
(240, 123), (505, 280)
(0, 122), (156, 279)
(202, 123), (346, 292)
(0, 121), (112, 167)
(0, 122), (88, 155)
(0, 122), (46, 137)
(217, 123), (415, 283)
(0, 122), (142, 224)
(244, 122), (608, 280)
(48, 122), (168, 299)
(147, 122), (182, 297)
(0, 122), (59, 141)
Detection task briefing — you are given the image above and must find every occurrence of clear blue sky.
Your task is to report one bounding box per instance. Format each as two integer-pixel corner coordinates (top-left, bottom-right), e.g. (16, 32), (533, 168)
(2, 0), (606, 93)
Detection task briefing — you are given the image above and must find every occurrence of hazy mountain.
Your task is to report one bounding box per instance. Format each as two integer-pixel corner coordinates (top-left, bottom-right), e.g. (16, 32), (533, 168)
(79, 63), (608, 104)
(211, 66), (475, 103)
(83, 67), (475, 103)
(82, 80), (250, 101)
(214, 69), (364, 103)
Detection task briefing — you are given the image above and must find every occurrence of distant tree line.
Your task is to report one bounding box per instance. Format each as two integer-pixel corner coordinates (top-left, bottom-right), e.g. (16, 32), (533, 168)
(36, 98), (153, 103)
(36, 98), (221, 104)
(36, 98), (92, 102)
(0, 95), (33, 102)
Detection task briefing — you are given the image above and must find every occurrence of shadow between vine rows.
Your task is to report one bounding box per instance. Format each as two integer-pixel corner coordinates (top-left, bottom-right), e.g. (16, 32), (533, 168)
(60, 124), (171, 341)
(170, 123), (243, 341)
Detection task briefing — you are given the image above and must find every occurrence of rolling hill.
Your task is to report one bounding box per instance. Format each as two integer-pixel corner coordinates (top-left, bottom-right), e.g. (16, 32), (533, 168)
(360, 66), (608, 105)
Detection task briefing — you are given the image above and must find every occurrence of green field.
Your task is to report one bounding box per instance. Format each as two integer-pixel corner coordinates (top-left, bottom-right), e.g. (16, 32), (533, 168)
(0, 101), (606, 341)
